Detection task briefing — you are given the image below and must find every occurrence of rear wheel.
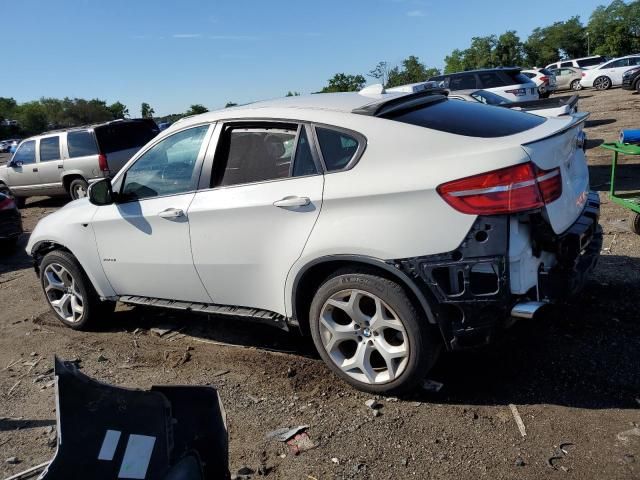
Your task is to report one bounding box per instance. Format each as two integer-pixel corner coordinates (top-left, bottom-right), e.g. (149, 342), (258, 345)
(631, 212), (640, 235)
(309, 272), (440, 394)
(40, 250), (115, 330)
(635, 80), (640, 93)
(571, 79), (582, 91)
(69, 178), (88, 200)
(594, 76), (611, 90)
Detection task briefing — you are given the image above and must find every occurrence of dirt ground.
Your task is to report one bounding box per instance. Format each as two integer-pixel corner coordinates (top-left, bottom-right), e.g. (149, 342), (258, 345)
(1, 88), (639, 480)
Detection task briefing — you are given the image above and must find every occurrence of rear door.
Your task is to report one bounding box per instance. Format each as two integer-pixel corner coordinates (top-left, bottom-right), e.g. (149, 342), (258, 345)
(64, 129), (100, 178)
(37, 135), (64, 190)
(603, 58), (634, 85)
(188, 121), (324, 315)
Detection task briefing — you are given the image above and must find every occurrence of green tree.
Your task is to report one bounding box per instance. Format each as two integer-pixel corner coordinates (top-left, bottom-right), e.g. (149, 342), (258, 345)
(524, 27), (560, 67)
(320, 73), (366, 92)
(15, 102), (48, 135)
(386, 56), (440, 87)
(588, 0), (640, 57)
(0, 97), (17, 121)
(444, 49), (467, 73)
(224, 102), (238, 108)
(141, 102), (155, 118)
(285, 91), (300, 96)
(108, 101), (129, 119)
(185, 104), (209, 115)
(495, 31), (525, 66)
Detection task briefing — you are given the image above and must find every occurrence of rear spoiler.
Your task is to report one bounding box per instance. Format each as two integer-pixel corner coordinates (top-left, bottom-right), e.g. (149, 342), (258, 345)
(352, 88), (449, 117)
(522, 111), (590, 145)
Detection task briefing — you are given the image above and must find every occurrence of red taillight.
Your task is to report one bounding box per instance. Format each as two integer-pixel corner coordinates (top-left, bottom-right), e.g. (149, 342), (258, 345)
(540, 76), (549, 83)
(581, 72), (586, 77)
(0, 197), (16, 211)
(437, 162), (562, 215)
(98, 153), (109, 172)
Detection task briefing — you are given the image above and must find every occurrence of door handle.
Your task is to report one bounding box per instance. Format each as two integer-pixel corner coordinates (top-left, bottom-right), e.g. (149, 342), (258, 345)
(158, 208), (185, 219)
(32, 168), (38, 172)
(273, 196), (310, 208)
(58, 164), (63, 169)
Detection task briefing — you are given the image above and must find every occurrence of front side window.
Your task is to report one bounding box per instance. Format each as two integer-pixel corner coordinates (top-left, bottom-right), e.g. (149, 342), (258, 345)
(316, 127), (360, 171)
(121, 125), (209, 201)
(214, 124), (303, 187)
(12, 140), (36, 165)
(450, 74), (477, 90)
(67, 130), (98, 158)
(628, 57), (640, 66)
(605, 59), (627, 69)
(39, 136), (60, 162)
(470, 90), (510, 106)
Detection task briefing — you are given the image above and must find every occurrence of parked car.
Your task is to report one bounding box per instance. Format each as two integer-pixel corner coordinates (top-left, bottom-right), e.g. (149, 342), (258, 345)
(430, 68), (538, 101)
(548, 67), (584, 91)
(546, 55), (608, 70)
(0, 191), (23, 249)
(0, 139), (21, 153)
(622, 65), (640, 92)
(0, 120), (158, 207)
(580, 55), (640, 90)
(448, 89), (579, 117)
(522, 69), (557, 98)
(27, 90), (601, 394)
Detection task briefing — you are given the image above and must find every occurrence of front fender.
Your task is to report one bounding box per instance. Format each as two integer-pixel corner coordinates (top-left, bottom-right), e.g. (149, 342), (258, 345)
(27, 199), (116, 299)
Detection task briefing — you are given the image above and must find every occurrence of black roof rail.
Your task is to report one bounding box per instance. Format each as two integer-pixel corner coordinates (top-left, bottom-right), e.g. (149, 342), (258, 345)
(352, 88), (449, 117)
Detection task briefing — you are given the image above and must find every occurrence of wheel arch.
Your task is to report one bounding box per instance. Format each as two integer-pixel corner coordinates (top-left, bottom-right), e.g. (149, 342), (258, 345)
(291, 255), (436, 336)
(61, 173), (87, 192)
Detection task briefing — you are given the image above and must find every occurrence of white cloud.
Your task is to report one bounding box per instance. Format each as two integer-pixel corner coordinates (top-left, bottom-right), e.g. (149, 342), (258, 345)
(172, 33), (203, 39)
(209, 35), (260, 41)
(406, 10), (426, 16)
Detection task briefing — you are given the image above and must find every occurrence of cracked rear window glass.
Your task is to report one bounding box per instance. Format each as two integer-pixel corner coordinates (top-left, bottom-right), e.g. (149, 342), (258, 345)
(384, 99), (546, 138)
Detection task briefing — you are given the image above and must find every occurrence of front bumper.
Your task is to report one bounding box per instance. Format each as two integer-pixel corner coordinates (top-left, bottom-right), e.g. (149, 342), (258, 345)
(392, 192), (601, 350)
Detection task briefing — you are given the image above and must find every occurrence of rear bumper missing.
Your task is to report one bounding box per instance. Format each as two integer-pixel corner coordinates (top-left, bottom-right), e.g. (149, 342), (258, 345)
(391, 192), (601, 350)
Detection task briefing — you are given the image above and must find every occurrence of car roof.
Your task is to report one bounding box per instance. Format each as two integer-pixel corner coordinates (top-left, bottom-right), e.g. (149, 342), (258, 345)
(432, 67), (522, 77)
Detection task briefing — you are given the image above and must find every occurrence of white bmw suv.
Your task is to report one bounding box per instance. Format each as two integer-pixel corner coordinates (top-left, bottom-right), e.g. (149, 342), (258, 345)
(27, 91), (601, 394)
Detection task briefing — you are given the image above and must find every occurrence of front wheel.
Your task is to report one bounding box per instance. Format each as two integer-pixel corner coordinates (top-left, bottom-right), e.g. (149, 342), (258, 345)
(594, 76), (612, 90)
(571, 79), (582, 91)
(69, 178), (88, 200)
(40, 250), (115, 330)
(309, 272), (440, 394)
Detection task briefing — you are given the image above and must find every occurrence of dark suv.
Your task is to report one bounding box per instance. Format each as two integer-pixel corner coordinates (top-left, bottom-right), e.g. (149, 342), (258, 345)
(622, 66), (640, 92)
(429, 68), (538, 101)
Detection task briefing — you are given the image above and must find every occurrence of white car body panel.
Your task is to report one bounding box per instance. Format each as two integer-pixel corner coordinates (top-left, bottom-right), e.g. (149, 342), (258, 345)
(27, 91), (593, 323)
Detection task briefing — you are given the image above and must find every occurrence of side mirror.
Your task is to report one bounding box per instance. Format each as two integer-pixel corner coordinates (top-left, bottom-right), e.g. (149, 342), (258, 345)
(9, 160), (23, 168)
(88, 178), (114, 206)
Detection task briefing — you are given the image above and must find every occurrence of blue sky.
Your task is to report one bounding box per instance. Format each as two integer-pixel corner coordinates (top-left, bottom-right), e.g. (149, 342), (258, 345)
(5, 0), (605, 116)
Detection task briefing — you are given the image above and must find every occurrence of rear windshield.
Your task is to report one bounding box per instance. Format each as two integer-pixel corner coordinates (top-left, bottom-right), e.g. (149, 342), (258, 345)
(385, 99), (546, 138)
(94, 121), (158, 155)
(503, 70), (532, 85)
(539, 68), (554, 76)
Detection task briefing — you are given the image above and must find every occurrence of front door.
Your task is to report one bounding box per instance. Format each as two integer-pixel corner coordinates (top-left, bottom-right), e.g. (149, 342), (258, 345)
(37, 135), (65, 192)
(189, 122), (324, 315)
(92, 124), (213, 302)
(7, 140), (39, 193)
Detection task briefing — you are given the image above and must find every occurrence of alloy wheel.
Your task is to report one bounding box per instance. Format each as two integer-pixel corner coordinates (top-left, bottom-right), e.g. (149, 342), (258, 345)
(72, 184), (87, 199)
(571, 80), (582, 91)
(43, 263), (84, 323)
(318, 289), (409, 385)
(594, 77), (611, 90)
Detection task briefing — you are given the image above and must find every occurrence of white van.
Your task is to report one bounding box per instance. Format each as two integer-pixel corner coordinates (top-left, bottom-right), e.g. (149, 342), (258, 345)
(546, 55), (607, 70)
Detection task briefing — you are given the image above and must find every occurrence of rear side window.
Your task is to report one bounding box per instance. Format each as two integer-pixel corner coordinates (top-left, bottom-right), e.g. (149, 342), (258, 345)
(479, 72), (507, 87)
(449, 74), (477, 90)
(316, 128), (360, 171)
(67, 131), (98, 158)
(13, 140), (36, 164)
(560, 61), (573, 67)
(39, 136), (60, 162)
(576, 57), (604, 68)
(385, 99), (546, 138)
(214, 124), (298, 187)
(94, 122), (157, 155)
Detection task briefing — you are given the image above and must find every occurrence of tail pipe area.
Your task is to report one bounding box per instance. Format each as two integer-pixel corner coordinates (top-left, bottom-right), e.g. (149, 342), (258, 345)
(511, 301), (548, 319)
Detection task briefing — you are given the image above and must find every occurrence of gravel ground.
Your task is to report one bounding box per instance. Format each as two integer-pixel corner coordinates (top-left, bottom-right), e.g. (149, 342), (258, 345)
(1, 88), (639, 479)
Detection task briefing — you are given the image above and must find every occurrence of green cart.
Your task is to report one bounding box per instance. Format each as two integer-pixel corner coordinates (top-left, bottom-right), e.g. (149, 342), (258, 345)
(600, 142), (640, 234)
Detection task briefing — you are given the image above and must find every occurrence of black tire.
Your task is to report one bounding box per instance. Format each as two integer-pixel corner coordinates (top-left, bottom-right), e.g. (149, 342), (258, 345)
(0, 237), (18, 254)
(14, 196), (25, 209)
(69, 178), (89, 200)
(635, 80), (640, 93)
(594, 76), (611, 90)
(631, 213), (640, 235)
(571, 79), (582, 91)
(39, 250), (115, 330)
(309, 271), (440, 394)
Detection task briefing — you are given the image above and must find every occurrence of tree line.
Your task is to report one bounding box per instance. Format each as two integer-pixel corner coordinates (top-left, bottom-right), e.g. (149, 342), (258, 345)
(319, 0), (640, 91)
